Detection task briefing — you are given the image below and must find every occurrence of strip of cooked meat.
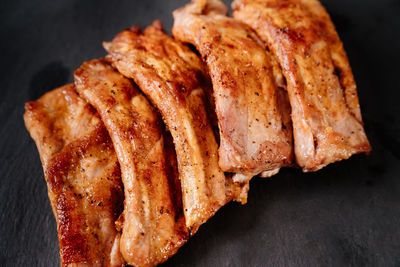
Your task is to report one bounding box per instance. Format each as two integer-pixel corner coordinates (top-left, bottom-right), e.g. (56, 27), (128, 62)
(232, 0), (371, 171)
(23, 85), (125, 267)
(104, 21), (246, 228)
(172, 0), (293, 183)
(74, 59), (189, 267)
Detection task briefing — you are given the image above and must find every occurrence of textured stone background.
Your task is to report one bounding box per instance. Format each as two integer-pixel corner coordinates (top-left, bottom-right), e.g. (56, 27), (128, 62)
(1, 0), (399, 266)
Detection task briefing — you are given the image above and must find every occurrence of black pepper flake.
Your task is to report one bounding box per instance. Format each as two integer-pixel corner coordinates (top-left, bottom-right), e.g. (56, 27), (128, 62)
(334, 67), (342, 80)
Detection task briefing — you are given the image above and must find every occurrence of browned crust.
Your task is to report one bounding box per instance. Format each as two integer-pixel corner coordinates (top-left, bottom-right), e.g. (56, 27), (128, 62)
(24, 85), (124, 266)
(74, 59), (189, 266)
(233, 0), (371, 171)
(172, 0), (293, 181)
(103, 21), (238, 227)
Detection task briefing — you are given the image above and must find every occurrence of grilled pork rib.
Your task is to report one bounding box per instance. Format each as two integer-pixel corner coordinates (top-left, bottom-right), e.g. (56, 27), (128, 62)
(172, 0), (293, 183)
(24, 85), (124, 267)
(74, 59), (188, 267)
(232, 0), (371, 171)
(104, 21), (245, 228)
(24, 1), (372, 264)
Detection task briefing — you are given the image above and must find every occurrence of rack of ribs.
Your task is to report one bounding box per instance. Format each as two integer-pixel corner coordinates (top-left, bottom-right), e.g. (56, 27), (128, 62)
(172, 0), (293, 183)
(74, 59), (189, 266)
(24, 85), (125, 266)
(103, 21), (247, 228)
(232, 0), (371, 171)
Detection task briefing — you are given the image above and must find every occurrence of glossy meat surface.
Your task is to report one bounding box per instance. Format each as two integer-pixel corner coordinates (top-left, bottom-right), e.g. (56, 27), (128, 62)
(233, 0), (371, 171)
(24, 85), (124, 266)
(172, 0), (293, 182)
(104, 21), (245, 227)
(74, 59), (188, 267)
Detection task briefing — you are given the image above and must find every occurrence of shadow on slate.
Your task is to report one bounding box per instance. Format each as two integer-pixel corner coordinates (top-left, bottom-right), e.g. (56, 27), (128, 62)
(29, 62), (70, 100)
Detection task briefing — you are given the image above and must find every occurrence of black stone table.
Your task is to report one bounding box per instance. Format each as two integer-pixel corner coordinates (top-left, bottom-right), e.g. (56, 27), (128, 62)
(1, 0), (399, 266)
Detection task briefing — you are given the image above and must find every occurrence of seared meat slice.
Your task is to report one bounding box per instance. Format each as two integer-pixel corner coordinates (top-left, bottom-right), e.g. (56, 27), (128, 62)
(24, 85), (124, 267)
(104, 21), (243, 228)
(74, 59), (188, 267)
(172, 0), (293, 183)
(232, 0), (371, 171)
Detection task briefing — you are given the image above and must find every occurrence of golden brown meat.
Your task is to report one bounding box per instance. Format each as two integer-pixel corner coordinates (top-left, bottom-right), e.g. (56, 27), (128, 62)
(24, 85), (125, 267)
(232, 0), (371, 171)
(104, 21), (244, 228)
(74, 59), (189, 267)
(172, 0), (293, 182)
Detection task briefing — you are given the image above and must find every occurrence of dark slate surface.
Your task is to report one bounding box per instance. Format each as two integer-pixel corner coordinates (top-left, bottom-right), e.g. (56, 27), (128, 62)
(1, 0), (399, 266)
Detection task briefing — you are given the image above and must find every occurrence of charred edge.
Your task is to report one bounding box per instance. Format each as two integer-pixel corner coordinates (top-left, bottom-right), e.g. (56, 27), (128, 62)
(129, 25), (142, 34)
(313, 135), (318, 152)
(151, 20), (164, 31)
(332, 64), (360, 123)
(57, 192), (89, 265)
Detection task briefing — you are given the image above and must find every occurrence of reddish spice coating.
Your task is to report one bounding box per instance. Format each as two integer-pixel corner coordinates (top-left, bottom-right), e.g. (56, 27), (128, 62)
(104, 21), (245, 228)
(24, 85), (124, 266)
(233, 0), (371, 171)
(74, 59), (189, 267)
(172, 0), (293, 183)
